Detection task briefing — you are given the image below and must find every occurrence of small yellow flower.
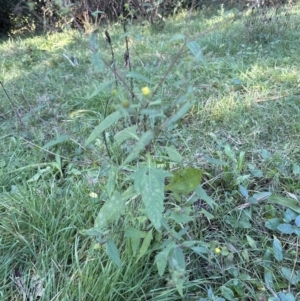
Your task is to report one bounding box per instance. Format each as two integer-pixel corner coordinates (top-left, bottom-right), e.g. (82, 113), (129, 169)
(215, 247), (221, 254)
(89, 192), (98, 198)
(141, 86), (150, 96)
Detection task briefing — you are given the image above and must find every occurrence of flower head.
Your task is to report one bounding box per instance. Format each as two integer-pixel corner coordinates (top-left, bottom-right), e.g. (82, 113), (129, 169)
(215, 247), (221, 254)
(141, 86), (150, 96)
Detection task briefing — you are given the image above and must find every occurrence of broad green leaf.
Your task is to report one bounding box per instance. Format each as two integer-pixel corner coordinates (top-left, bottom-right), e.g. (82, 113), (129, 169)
(269, 195), (300, 214)
(200, 208), (214, 219)
(204, 156), (225, 166)
(106, 166), (117, 198)
(277, 224), (295, 234)
(264, 271), (273, 287)
(239, 185), (248, 199)
(155, 244), (173, 276)
(169, 247), (186, 297)
(133, 166), (171, 230)
(92, 52), (105, 72)
(224, 145), (236, 162)
(265, 218), (281, 230)
(284, 208), (298, 223)
(295, 215), (300, 227)
(164, 146), (183, 163)
(281, 267), (300, 285)
(292, 164), (300, 175)
(252, 191), (272, 202)
(169, 212), (193, 224)
(126, 72), (152, 84)
(95, 191), (126, 230)
(106, 238), (121, 267)
(124, 227), (147, 238)
(122, 131), (154, 165)
(160, 101), (195, 130)
(194, 185), (216, 209)
(207, 287), (214, 299)
(169, 33), (186, 42)
(273, 236), (283, 261)
(165, 168), (202, 195)
(130, 237), (141, 256)
(114, 125), (138, 144)
(187, 41), (205, 63)
(242, 249), (249, 262)
(43, 134), (69, 149)
(88, 80), (114, 99)
(246, 235), (257, 249)
(282, 293), (295, 301)
(90, 30), (99, 51)
(85, 110), (123, 146)
(248, 167), (263, 177)
(136, 229), (153, 262)
(263, 249), (272, 268)
(221, 286), (234, 300)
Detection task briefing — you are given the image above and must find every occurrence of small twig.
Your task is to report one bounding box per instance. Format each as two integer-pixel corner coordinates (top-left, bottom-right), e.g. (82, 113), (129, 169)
(63, 53), (77, 67)
(0, 80), (25, 127)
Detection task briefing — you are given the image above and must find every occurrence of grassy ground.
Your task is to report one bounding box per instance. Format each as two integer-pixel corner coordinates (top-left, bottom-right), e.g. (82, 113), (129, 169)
(1, 3), (300, 301)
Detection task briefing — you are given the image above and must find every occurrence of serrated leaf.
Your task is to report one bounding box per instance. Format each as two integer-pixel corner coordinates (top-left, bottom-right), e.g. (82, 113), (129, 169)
(160, 101), (195, 130)
(122, 131), (153, 165)
(95, 191), (126, 230)
(165, 168), (202, 195)
(277, 224), (295, 234)
(106, 238), (121, 267)
(133, 166), (171, 230)
(239, 185), (248, 199)
(187, 41), (205, 63)
(136, 229), (153, 262)
(124, 227), (147, 238)
(43, 134), (69, 149)
(246, 235), (257, 248)
(114, 125), (138, 144)
(273, 236), (283, 261)
(85, 110), (123, 146)
(195, 185), (216, 209)
(164, 146), (183, 163)
(126, 71), (152, 84)
(88, 80), (114, 99)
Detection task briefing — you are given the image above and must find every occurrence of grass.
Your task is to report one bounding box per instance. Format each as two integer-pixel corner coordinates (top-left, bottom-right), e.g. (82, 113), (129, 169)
(1, 3), (300, 300)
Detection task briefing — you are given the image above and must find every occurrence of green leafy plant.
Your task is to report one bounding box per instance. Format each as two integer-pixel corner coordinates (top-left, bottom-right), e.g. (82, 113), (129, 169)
(81, 24), (213, 296)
